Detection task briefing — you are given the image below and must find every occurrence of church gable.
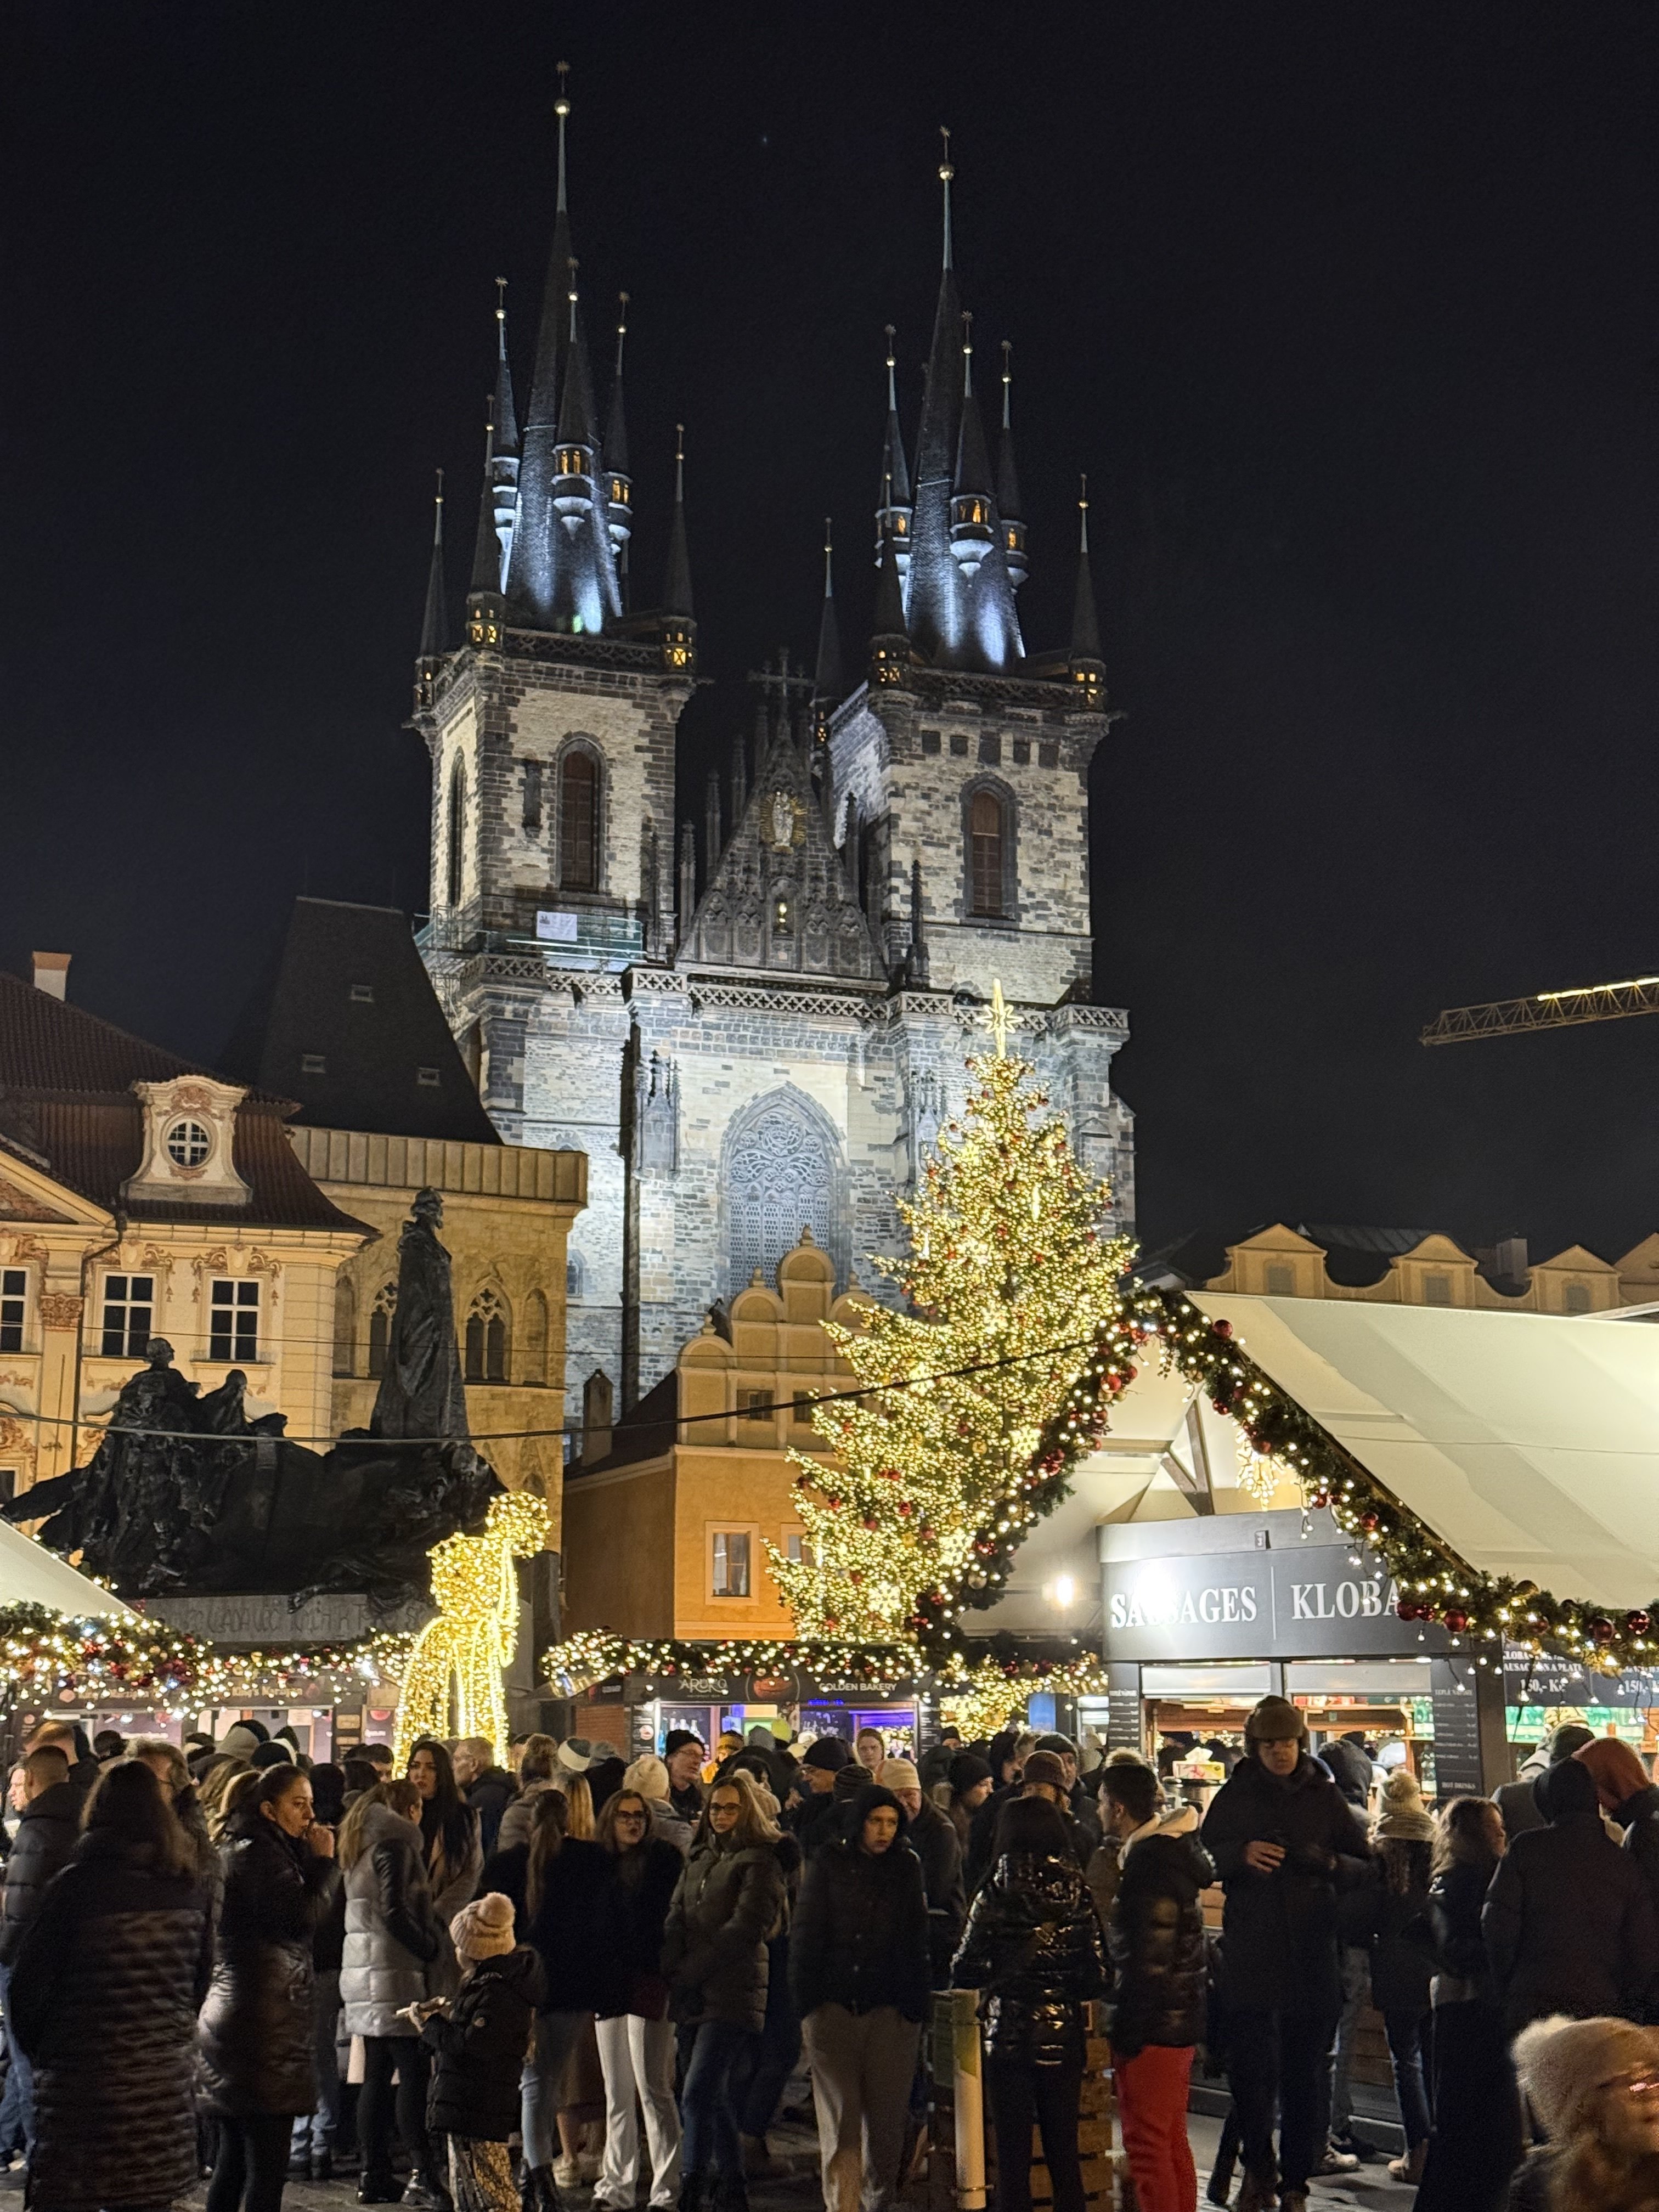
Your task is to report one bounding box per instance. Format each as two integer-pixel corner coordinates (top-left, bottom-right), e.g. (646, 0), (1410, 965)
(677, 730), (885, 982)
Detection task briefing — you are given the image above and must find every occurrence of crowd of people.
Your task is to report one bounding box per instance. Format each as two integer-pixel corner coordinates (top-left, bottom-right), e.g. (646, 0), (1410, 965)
(0, 1707), (1654, 2212)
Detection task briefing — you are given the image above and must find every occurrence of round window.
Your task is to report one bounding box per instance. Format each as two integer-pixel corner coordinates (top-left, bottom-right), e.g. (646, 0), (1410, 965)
(165, 1119), (212, 1169)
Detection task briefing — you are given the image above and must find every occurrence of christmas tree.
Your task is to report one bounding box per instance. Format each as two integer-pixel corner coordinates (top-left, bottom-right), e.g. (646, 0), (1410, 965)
(771, 995), (1133, 1650)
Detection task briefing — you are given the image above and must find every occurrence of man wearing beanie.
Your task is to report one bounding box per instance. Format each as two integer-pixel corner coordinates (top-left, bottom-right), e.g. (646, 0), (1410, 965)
(879, 1759), (966, 1985)
(421, 1895), (546, 2212)
(1199, 1696), (1370, 2212)
(1493, 1720), (1597, 1842)
(1510, 2014), (1659, 2208)
(791, 1737), (853, 1860)
(1483, 1754), (1659, 2036)
(1032, 1733), (1103, 1846)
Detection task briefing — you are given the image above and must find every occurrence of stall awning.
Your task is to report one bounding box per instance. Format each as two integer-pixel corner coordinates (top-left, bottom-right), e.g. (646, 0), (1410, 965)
(0, 1519), (139, 1619)
(1191, 1295), (1659, 1609)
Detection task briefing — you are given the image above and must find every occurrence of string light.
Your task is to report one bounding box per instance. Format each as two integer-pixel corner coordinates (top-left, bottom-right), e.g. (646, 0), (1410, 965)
(0, 1602), (409, 1706)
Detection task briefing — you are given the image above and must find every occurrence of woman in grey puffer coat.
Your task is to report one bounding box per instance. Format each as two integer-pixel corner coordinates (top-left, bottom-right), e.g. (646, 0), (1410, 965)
(338, 1781), (448, 2207)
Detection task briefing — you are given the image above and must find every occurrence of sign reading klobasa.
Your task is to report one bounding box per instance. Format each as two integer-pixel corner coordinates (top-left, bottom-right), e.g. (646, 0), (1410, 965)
(1102, 1545), (1446, 1661)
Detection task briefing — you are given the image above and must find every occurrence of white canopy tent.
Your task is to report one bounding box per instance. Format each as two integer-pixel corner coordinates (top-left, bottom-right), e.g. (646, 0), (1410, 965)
(1191, 1294), (1659, 1609)
(0, 1517), (139, 1620)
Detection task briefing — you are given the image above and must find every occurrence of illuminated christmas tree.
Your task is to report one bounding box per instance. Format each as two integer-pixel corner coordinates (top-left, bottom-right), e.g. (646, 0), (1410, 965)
(771, 991), (1133, 1651)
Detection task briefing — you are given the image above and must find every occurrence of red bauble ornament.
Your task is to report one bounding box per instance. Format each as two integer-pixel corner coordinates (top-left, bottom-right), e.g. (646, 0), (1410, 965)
(848, 1571), (863, 1585)
(1628, 1610), (1651, 1637)
(1358, 1511), (1379, 1533)
(862, 1515), (879, 1531)
(823, 1617), (839, 1633)
(1590, 1616), (1616, 1643)
(1213, 1318), (1234, 1338)
(1311, 1491), (1330, 1509)
(898, 1502), (913, 1517)
(1395, 1599), (1420, 1623)
(1443, 1608), (1469, 1634)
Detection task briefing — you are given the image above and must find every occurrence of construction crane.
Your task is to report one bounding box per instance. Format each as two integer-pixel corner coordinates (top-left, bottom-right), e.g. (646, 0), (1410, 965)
(1421, 973), (1659, 1045)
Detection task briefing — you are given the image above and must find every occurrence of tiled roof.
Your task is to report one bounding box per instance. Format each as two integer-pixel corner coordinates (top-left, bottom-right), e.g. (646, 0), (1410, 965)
(0, 973), (365, 1234)
(222, 899), (500, 1145)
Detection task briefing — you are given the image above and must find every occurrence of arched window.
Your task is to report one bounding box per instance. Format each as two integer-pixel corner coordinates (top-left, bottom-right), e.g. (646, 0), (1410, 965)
(446, 760), (467, 906)
(723, 1089), (844, 1299)
(558, 749), (600, 891)
(367, 1282), (397, 1379)
(522, 1290), (549, 1386)
(968, 787), (1007, 917)
(465, 1288), (510, 1383)
(331, 1276), (358, 1378)
(566, 1252), (586, 1301)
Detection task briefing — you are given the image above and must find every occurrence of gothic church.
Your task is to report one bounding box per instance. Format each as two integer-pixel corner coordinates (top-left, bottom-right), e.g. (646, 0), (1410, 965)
(411, 97), (1136, 1431)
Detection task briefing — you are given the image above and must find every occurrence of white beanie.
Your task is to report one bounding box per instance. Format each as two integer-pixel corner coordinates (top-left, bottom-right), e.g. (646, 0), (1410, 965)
(1512, 2014), (1659, 2136)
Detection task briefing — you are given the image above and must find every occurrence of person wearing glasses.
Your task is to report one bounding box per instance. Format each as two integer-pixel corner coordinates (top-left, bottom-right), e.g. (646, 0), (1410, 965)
(1508, 2015), (1659, 2211)
(591, 1792), (684, 2211)
(662, 1778), (786, 2212)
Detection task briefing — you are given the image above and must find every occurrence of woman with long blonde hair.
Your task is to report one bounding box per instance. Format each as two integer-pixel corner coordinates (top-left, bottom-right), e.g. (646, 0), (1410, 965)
(1509, 2015), (1659, 2211)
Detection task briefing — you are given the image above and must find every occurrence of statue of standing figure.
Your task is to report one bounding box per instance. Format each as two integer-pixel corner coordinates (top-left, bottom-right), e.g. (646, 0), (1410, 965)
(370, 1188), (471, 1443)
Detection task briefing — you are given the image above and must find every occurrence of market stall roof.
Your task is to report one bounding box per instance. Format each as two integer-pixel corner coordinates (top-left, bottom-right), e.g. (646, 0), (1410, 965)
(0, 1518), (139, 1618)
(1191, 1294), (1659, 1609)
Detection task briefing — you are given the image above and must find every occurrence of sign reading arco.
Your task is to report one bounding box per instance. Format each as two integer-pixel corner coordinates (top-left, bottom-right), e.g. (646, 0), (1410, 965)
(1102, 1543), (1448, 1663)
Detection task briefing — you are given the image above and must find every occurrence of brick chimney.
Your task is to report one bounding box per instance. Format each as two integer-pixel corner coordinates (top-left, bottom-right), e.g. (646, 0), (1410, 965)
(31, 952), (70, 1001)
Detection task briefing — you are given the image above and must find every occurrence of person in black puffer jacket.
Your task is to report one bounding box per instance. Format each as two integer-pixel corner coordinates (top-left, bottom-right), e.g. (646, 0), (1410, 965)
(1483, 1755), (1659, 2035)
(1199, 1696), (1371, 2210)
(1578, 1738), (1659, 1940)
(422, 1894), (545, 2212)
(664, 1775), (786, 2212)
(1414, 1797), (1523, 2212)
(793, 1783), (929, 2212)
(953, 1793), (1106, 2212)
(199, 1762), (343, 2212)
(10, 1759), (213, 2212)
(1098, 1763), (1212, 2212)
(0, 1743), (82, 2164)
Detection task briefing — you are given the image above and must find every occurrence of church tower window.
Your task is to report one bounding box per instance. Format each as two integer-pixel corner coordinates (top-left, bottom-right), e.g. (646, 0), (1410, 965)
(968, 786), (1009, 917)
(446, 761), (466, 906)
(465, 1288), (510, 1382)
(558, 749), (600, 891)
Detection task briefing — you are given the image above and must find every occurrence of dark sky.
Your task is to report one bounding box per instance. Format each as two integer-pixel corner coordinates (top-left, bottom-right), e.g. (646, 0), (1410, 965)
(7, 4), (1659, 1264)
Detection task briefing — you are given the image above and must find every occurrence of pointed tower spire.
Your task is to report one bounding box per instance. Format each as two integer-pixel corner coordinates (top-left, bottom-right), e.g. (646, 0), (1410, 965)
(418, 469), (447, 661)
(663, 425), (694, 618)
(810, 518), (844, 747)
(870, 505), (909, 689)
(996, 338), (1027, 590)
(1069, 473), (1105, 702)
(950, 309), (995, 577)
(490, 279), (520, 590)
(605, 292), (633, 590)
(940, 125), (954, 270)
(874, 323), (914, 582)
(469, 404), (503, 592)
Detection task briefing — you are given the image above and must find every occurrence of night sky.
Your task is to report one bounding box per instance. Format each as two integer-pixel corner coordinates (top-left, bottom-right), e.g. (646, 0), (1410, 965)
(7, 5), (1659, 1265)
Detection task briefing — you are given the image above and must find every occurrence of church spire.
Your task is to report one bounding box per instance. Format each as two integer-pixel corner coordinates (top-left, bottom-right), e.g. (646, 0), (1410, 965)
(996, 338), (1027, 590)
(490, 279), (520, 589)
(811, 518), (843, 736)
(1069, 474), (1105, 703)
(466, 404), (506, 649)
(663, 425), (694, 619)
(417, 469), (447, 662)
(949, 310), (994, 577)
(870, 506), (909, 689)
(874, 324), (913, 583)
(606, 292), (633, 592)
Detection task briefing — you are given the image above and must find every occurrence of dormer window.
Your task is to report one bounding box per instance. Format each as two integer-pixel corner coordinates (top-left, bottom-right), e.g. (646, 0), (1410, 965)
(165, 1119), (212, 1169)
(123, 1076), (251, 1208)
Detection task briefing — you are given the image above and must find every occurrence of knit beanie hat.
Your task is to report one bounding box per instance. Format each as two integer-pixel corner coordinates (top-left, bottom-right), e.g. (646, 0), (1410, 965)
(878, 1758), (920, 1793)
(1245, 1696), (1307, 1745)
(1020, 1750), (1068, 1793)
(1513, 2014), (1659, 2137)
(949, 1752), (993, 1793)
(1376, 1767), (1437, 1839)
(450, 1892), (516, 1961)
(802, 1736), (852, 1773)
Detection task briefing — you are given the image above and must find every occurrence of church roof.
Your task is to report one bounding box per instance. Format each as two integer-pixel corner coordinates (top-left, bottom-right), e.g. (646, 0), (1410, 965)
(222, 899), (500, 1146)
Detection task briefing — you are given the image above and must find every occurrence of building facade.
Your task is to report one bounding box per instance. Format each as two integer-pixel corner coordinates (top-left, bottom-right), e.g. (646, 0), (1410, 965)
(0, 962), (369, 1500)
(413, 104), (1136, 1429)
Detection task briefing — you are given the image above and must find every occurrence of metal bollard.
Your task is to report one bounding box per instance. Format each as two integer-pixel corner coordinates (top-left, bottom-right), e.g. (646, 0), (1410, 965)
(944, 1988), (986, 2212)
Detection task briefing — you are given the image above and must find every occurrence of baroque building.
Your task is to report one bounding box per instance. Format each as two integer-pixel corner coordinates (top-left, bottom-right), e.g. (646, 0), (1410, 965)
(413, 100), (1136, 1429)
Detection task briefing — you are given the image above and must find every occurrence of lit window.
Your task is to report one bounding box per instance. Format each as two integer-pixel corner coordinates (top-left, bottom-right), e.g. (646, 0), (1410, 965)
(774, 899), (792, 935)
(101, 1274), (155, 1358)
(741, 1389), (771, 1423)
(713, 1532), (752, 1598)
(210, 1279), (259, 1363)
(1424, 1273), (1452, 1307)
(301, 1053), (326, 1075)
(165, 1119), (211, 1169)
(0, 1270), (26, 1354)
(1265, 1263), (1294, 1297)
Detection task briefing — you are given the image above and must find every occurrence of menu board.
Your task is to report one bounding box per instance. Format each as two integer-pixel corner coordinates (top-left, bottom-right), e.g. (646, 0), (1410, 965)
(1430, 1657), (1485, 1799)
(1105, 1662), (1143, 1754)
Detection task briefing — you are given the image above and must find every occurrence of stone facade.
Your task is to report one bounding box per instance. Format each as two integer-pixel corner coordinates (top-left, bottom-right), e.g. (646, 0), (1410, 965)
(416, 636), (1136, 1434)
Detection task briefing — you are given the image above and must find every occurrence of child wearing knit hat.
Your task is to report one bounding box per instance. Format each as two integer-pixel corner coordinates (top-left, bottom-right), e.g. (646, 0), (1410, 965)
(416, 1894), (547, 2212)
(1509, 2014), (1659, 2210)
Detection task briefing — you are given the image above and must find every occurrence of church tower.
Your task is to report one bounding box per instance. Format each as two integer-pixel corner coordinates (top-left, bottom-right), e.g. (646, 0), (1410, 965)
(411, 109), (1133, 1441)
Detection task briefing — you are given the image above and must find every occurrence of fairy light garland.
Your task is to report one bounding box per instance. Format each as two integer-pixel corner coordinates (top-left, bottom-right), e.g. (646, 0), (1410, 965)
(0, 1602), (410, 1708)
